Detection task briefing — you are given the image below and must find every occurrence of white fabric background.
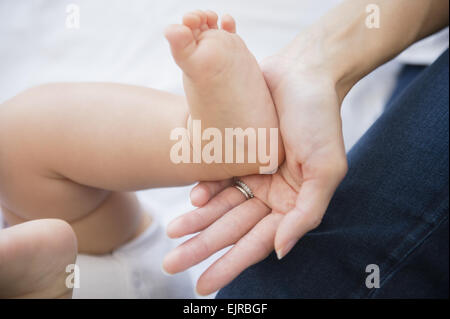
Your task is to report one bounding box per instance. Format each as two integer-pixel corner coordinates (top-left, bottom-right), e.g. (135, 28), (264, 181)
(0, 0), (447, 298)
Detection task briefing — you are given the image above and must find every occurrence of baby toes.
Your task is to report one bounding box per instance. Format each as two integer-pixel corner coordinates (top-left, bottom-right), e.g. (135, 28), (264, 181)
(193, 10), (209, 31)
(164, 24), (196, 64)
(182, 12), (202, 38)
(221, 14), (236, 33)
(205, 10), (219, 29)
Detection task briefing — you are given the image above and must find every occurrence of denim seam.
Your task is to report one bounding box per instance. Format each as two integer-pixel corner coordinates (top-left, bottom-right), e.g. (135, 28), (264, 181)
(365, 212), (449, 298)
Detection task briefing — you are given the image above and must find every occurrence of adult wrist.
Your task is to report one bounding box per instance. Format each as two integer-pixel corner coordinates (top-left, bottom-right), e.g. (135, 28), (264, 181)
(282, 0), (449, 101)
(280, 25), (367, 104)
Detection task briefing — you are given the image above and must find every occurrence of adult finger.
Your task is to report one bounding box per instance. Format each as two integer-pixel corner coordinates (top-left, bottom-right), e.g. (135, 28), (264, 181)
(190, 179), (233, 207)
(168, 184), (246, 238)
(196, 212), (283, 296)
(274, 170), (345, 259)
(173, 173), (268, 238)
(163, 198), (270, 274)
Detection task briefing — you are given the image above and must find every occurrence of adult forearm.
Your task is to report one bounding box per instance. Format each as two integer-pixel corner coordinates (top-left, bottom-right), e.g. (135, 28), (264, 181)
(282, 0), (449, 101)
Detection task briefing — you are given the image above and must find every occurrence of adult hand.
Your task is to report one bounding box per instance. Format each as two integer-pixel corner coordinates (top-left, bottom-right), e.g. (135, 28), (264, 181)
(259, 51), (348, 258)
(162, 0), (449, 295)
(162, 49), (348, 295)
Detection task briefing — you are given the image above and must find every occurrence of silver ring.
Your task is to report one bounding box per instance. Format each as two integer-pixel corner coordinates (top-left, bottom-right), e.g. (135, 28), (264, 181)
(233, 178), (254, 200)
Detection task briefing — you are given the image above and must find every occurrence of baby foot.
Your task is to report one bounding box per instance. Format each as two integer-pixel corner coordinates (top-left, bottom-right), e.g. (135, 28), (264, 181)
(165, 11), (283, 175)
(0, 219), (77, 298)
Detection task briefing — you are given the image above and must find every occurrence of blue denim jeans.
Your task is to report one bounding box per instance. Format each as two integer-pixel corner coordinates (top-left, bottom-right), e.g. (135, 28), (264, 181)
(217, 49), (449, 298)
